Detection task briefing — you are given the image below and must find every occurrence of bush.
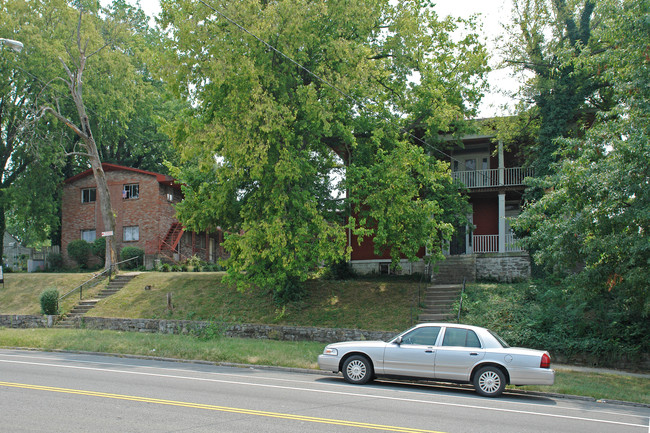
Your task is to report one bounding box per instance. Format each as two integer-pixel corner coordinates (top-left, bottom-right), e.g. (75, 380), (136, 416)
(92, 237), (106, 260)
(47, 252), (63, 270)
(67, 239), (92, 268)
(120, 247), (144, 269)
(39, 288), (59, 315)
(161, 263), (171, 272)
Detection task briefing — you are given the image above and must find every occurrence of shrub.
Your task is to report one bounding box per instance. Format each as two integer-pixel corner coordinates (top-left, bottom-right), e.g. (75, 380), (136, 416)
(67, 239), (92, 268)
(161, 263), (171, 272)
(39, 288), (59, 315)
(120, 247), (144, 269)
(47, 252), (63, 271)
(92, 237), (106, 260)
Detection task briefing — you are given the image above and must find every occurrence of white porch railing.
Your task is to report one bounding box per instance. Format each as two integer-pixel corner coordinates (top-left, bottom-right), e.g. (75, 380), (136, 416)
(452, 167), (534, 189)
(469, 233), (524, 254)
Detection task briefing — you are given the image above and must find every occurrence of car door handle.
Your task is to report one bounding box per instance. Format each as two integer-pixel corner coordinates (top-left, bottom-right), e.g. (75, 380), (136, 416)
(470, 352), (479, 356)
(425, 348), (435, 353)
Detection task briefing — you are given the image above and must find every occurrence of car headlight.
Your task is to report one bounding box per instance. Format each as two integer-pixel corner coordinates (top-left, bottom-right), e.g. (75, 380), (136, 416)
(323, 347), (338, 356)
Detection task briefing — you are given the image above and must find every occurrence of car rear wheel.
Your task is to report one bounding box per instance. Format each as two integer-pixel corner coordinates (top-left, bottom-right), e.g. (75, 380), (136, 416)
(473, 366), (506, 397)
(342, 355), (373, 385)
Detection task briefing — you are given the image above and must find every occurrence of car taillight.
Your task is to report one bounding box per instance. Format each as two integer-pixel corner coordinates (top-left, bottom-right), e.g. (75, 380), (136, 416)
(540, 353), (551, 369)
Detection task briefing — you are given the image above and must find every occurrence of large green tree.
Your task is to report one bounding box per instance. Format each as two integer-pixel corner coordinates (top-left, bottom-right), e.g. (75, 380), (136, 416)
(1, 0), (177, 258)
(159, 0), (488, 300)
(502, 0), (615, 176)
(512, 0), (649, 352)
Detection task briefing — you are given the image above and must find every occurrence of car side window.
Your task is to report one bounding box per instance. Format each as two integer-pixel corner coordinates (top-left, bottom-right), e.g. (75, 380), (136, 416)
(401, 327), (441, 345)
(442, 328), (482, 348)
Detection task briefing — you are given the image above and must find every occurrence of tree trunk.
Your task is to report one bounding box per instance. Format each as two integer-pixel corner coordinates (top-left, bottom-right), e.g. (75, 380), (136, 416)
(42, 11), (119, 272)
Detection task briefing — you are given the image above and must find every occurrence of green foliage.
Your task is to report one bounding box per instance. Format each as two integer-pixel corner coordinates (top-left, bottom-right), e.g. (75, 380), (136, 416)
(159, 0), (488, 302)
(91, 237), (106, 260)
(39, 288), (59, 315)
(511, 0), (649, 344)
(119, 247), (144, 269)
(161, 263), (171, 272)
(458, 282), (648, 365)
(503, 0), (614, 176)
(47, 252), (63, 271)
(67, 240), (92, 268)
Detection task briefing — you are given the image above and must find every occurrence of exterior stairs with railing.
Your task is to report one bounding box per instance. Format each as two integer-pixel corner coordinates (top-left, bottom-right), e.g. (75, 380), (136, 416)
(418, 284), (463, 322)
(158, 222), (184, 263)
(55, 274), (138, 328)
(431, 255), (476, 284)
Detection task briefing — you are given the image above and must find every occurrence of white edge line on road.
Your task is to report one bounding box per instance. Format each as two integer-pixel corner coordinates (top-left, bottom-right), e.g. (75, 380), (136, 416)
(0, 357), (647, 429)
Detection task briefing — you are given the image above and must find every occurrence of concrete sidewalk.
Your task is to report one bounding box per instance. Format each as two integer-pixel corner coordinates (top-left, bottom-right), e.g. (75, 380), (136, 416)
(555, 364), (650, 379)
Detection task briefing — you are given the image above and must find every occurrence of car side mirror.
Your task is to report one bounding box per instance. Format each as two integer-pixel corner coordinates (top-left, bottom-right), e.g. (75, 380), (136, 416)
(394, 336), (402, 345)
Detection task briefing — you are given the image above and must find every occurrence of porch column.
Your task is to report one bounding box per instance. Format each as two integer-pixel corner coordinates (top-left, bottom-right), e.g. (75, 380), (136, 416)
(498, 140), (505, 186)
(498, 193), (506, 253)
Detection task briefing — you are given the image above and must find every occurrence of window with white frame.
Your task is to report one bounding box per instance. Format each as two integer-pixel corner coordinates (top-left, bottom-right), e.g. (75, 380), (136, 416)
(123, 226), (139, 242)
(81, 229), (96, 242)
(81, 188), (96, 203)
(122, 184), (139, 199)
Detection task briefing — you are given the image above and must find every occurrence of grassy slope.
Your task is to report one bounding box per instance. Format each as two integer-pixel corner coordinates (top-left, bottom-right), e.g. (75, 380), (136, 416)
(1, 272), (648, 404)
(2, 272), (425, 331)
(0, 273), (100, 315)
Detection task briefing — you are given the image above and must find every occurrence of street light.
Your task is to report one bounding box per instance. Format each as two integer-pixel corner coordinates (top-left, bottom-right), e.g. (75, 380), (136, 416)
(0, 38), (23, 53)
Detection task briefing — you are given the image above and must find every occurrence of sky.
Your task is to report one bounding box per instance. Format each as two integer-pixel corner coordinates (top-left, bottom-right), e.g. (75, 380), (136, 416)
(131, 0), (517, 117)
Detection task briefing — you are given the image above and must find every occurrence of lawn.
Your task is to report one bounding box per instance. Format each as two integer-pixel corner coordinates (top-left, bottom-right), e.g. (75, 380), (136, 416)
(84, 272), (425, 331)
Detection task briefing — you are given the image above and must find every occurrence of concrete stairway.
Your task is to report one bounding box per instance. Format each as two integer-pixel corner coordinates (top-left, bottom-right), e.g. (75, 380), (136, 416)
(418, 284), (463, 322)
(431, 255), (476, 284)
(56, 274), (137, 328)
(96, 274), (136, 298)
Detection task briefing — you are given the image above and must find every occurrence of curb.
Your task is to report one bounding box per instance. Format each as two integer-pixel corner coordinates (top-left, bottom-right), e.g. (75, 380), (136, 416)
(2, 346), (648, 408)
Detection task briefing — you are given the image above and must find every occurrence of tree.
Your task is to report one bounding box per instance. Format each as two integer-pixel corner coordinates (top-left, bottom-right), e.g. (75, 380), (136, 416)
(40, 9), (123, 271)
(502, 0), (614, 176)
(1, 0), (177, 267)
(511, 0), (649, 352)
(0, 0), (69, 257)
(159, 0), (488, 300)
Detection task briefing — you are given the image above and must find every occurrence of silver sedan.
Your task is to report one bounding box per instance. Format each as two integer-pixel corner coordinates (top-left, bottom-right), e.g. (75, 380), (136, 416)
(318, 322), (554, 397)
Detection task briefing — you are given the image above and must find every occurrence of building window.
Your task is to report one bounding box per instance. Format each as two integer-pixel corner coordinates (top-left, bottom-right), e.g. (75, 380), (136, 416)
(122, 184), (139, 199)
(81, 229), (96, 242)
(123, 226), (139, 242)
(81, 188), (96, 203)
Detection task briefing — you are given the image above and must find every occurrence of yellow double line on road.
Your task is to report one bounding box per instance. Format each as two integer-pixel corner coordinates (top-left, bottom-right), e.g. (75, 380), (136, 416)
(0, 381), (446, 433)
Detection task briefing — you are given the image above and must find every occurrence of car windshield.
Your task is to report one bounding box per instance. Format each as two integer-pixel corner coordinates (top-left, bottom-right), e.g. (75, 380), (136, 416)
(488, 330), (510, 348)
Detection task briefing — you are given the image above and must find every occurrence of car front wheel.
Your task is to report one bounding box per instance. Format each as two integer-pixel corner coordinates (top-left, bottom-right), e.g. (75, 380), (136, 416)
(473, 366), (506, 397)
(342, 355), (373, 385)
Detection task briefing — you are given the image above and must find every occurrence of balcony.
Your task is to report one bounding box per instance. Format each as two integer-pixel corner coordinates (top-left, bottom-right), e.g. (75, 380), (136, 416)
(451, 167), (534, 189)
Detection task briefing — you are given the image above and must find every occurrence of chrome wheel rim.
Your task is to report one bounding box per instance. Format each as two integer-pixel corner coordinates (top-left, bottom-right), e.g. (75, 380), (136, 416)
(478, 370), (501, 394)
(346, 359), (367, 382)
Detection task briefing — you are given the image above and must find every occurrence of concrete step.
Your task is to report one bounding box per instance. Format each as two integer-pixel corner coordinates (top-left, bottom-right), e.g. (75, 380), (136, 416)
(418, 313), (454, 322)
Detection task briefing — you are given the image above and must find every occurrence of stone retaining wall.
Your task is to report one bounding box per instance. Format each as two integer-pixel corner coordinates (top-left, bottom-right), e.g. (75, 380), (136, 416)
(476, 252), (531, 282)
(0, 314), (396, 344)
(0, 315), (51, 328)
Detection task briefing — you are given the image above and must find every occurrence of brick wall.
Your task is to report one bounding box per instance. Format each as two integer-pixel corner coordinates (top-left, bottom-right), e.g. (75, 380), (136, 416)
(62, 169), (180, 266)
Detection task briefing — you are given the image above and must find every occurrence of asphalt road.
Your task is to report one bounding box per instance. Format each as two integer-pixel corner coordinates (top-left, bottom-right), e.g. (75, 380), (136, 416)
(0, 349), (648, 433)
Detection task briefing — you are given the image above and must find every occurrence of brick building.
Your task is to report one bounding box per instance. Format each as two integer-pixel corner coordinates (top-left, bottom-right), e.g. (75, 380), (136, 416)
(348, 134), (532, 282)
(61, 163), (224, 268)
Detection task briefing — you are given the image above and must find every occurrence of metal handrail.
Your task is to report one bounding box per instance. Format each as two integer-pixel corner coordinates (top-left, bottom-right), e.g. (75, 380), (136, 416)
(457, 277), (466, 323)
(58, 256), (141, 304)
(59, 268), (111, 302)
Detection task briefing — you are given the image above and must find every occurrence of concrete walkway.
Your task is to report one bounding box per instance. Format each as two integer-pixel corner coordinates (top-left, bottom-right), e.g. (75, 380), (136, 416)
(555, 364), (650, 379)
